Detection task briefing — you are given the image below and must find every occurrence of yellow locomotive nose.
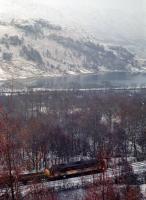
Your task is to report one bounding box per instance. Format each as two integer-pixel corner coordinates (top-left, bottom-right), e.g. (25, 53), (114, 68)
(44, 168), (51, 177)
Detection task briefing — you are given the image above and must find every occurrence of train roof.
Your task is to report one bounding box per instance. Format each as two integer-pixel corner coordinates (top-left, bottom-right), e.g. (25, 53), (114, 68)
(51, 159), (99, 171)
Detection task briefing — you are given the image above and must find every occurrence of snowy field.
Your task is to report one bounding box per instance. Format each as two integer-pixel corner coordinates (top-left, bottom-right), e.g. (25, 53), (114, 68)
(18, 160), (146, 198)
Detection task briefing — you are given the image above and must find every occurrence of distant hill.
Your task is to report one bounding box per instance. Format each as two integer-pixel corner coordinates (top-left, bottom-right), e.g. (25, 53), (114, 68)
(0, 19), (144, 80)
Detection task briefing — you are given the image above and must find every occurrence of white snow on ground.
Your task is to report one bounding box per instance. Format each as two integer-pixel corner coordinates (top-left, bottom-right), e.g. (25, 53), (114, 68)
(0, 67), (10, 80)
(1, 159), (146, 198)
(79, 68), (94, 74)
(132, 161), (146, 174)
(20, 173), (99, 197)
(20, 160), (146, 197)
(19, 167), (117, 197)
(140, 184), (146, 199)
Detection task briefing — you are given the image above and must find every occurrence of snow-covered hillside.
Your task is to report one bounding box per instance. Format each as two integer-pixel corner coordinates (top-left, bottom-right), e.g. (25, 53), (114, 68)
(0, 19), (143, 80)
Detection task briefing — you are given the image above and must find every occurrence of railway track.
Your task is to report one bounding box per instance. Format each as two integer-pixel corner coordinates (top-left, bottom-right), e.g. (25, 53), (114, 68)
(0, 170), (136, 189)
(0, 159), (106, 188)
(0, 169), (104, 189)
(1, 160), (146, 190)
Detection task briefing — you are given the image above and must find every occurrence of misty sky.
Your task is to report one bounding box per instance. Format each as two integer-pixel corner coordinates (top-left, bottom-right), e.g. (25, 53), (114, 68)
(0, 0), (145, 42)
(0, 0), (145, 19)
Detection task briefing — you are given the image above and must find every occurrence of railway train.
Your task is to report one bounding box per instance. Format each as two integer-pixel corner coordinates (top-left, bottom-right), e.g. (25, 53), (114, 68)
(0, 159), (107, 187)
(44, 159), (107, 178)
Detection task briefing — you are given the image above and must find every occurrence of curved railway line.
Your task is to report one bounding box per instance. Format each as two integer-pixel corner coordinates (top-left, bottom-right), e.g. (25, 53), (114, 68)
(1, 160), (146, 198)
(1, 160), (146, 192)
(0, 159), (106, 189)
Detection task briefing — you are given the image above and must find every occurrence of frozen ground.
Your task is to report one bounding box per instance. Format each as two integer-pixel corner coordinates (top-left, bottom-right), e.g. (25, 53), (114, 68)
(1, 159), (146, 199)
(18, 160), (146, 198)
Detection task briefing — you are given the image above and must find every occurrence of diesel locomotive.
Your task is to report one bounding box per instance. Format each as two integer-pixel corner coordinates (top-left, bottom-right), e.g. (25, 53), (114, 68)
(44, 159), (107, 178)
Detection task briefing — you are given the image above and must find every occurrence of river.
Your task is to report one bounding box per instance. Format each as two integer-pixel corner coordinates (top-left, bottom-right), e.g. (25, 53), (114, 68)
(1, 72), (146, 90)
